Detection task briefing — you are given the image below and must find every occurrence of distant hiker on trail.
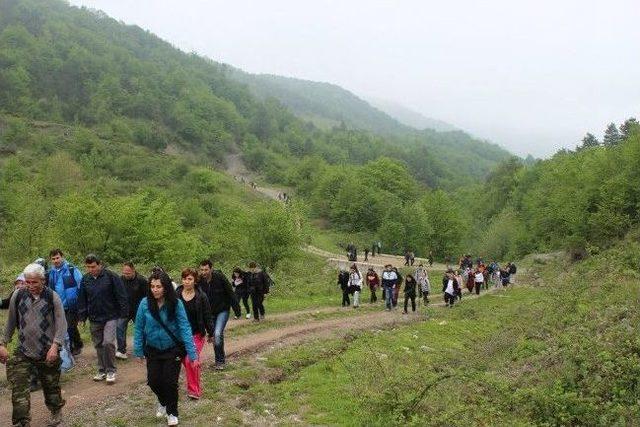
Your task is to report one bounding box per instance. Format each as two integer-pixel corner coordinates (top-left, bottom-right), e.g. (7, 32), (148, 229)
(78, 254), (128, 385)
(176, 268), (213, 400)
(381, 264), (398, 311)
(134, 270), (198, 426)
(508, 262), (517, 284)
(403, 274), (418, 314)
(473, 268), (485, 295)
(366, 268), (380, 303)
(392, 267), (403, 308)
(1, 263), (67, 427)
(487, 260), (500, 285)
(198, 259), (239, 370)
(48, 249), (84, 356)
(338, 270), (350, 307)
(117, 261), (148, 360)
(465, 268), (475, 294)
(364, 247), (369, 261)
(427, 251), (434, 267)
(500, 267), (511, 287)
(346, 243), (357, 262)
(246, 261), (271, 323)
(348, 264), (363, 308)
(404, 251), (411, 266)
(231, 267), (251, 319)
(415, 264), (430, 304)
(442, 269), (459, 308)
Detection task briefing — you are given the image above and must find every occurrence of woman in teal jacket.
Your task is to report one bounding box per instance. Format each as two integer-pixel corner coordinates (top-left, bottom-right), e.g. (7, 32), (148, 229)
(134, 271), (198, 426)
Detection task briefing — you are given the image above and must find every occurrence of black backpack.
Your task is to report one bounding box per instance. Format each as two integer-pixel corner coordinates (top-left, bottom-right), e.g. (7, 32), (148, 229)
(509, 264), (517, 274)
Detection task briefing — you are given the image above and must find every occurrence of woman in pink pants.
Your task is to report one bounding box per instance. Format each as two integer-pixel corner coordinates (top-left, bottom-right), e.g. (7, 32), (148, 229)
(176, 268), (213, 399)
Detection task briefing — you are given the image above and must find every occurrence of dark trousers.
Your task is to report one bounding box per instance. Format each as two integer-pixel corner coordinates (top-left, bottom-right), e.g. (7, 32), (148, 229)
(474, 282), (482, 295)
(251, 291), (265, 319)
(444, 292), (456, 306)
(370, 287), (377, 303)
(147, 356), (181, 416)
(341, 289), (350, 306)
(422, 292), (430, 304)
(7, 352), (65, 426)
(233, 287), (250, 316)
(404, 294), (416, 312)
(65, 309), (83, 352)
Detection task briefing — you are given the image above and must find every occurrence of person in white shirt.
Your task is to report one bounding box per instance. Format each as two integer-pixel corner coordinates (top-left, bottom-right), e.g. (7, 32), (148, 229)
(348, 265), (363, 308)
(441, 270), (459, 307)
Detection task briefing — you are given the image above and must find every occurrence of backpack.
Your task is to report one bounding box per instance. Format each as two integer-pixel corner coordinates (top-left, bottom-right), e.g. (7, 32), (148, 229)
(509, 264), (517, 274)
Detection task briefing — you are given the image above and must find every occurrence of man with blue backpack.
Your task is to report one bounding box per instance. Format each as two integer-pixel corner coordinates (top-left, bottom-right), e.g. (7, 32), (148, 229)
(48, 249), (84, 356)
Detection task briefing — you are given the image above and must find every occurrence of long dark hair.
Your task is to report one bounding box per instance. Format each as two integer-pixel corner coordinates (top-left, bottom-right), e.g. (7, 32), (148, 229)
(147, 271), (178, 320)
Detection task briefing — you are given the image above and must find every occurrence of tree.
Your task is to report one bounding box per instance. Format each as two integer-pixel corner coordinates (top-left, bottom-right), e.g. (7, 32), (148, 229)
(603, 123), (622, 146)
(620, 117), (639, 140)
(579, 133), (599, 150)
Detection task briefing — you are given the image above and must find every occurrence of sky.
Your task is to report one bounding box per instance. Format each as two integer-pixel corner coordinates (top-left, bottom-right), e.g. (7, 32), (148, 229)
(69, 0), (640, 157)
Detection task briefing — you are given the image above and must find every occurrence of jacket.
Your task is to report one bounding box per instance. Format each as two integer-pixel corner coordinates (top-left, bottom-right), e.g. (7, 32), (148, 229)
(404, 279), (417, 296)
(381, 271), (398, 288)
(198, 271), (239, 315)
(122, 273), (148, 321)
(366, 272), (380, 289)
(337, 271), (350, 291)
(133, 297), (197, 361)
(246, 270), (271, 295)
(176, 286), (214, 337)
(48, 261), (83, 311)
(441, 277), (460, 294)
(78, 268), (128, 323)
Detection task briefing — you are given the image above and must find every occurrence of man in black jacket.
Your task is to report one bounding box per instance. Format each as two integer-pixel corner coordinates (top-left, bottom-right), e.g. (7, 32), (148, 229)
(78, 254), (127, 384)
(198, 259), (238, 370)
(116, 262), (148, 359)
(246, 261), (271, 322)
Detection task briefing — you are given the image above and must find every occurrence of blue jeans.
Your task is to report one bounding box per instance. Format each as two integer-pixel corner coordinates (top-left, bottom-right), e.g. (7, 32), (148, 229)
(116, 318), (129, 353)
(384, 286), (394, 309)
(212, 310), (230, 365)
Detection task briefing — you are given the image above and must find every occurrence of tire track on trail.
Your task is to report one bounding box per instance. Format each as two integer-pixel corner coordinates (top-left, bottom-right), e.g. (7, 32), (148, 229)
(0, 283), (508, 426)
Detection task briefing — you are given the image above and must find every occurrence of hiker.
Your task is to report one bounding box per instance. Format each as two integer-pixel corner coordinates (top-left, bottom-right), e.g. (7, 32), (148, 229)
(198, 259), (239, 370)
(77, 254), (128, 384)
(404, 251), (411, 266)
(1, 274), (26, 309)
(1, 263), (67, 427)
(465, 268), (475, 293)
(338, 270), (351, 306)
(348, 264), (363, 308)
(409, 251), (415, 266)
(134, 271), (198, 426)
(473, 268), (484, 295)
(381, 265), (398, 311)
(377, 241), (382, 255)
(415, 264), (430, 304)
(454, 270), (464, 301)
(366, 268), (380, 303)
(364, 247), (369, 261)
(231, 267), (251, 319)
(48, 249), (84, 356)
(176, 268), (213, 399)
(500, 267), (511, 287)
(442, 270), (459, 307)
(246, 261), (271, 323)
(393, 267), (403, 308)
(508, 262), (517, 284)
(403, 274), (418, 314)
(117, 261), (148, 360)
(427, 251), (434, 267)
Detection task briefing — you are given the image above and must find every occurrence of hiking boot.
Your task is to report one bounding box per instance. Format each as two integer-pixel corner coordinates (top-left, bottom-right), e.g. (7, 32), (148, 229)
(214, 363), (225, 371)
(115, 351), (128, 360)
(167, 414), (179, 426)
(47, 408), (62, 426)
(234, 315), (240, 320)
(106, 372), (116, 384)
(155, 403), (167, 419)
(93, 372), (106, 381)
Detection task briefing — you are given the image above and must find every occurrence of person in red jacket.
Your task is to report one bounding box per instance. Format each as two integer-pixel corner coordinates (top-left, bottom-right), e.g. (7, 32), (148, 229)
(365, 268), (380, 303)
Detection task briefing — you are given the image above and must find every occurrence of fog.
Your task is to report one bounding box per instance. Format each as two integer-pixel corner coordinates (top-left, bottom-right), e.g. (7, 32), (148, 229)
(69, 0), (640, 157)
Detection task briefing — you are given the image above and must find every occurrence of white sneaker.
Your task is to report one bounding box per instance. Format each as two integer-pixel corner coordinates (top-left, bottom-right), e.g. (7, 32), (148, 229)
(167, 414), (179, 425)
(245, 313), (251, 319)
(155, 403), (167, 419)
(115, 351), (128, 360)
(93, 372), (106, 381)
(106, 372), (116, 384)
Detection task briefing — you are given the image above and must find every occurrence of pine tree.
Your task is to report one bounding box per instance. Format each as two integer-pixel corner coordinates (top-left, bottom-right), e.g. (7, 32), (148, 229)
(603, 123), (622, 146)
(620, 117), (639, 140)
(579, 132), (599, 150)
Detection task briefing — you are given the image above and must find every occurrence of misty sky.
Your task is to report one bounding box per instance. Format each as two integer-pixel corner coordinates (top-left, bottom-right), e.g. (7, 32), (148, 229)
(69, 0), (640, 157)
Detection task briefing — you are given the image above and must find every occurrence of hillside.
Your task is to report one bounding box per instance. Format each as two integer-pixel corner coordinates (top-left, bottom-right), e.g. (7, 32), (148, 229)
(365, 96), (458, 132)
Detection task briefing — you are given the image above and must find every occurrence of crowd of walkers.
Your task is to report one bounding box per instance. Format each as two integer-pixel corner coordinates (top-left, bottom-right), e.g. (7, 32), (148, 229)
(0, 249), (271, 426)
(337, 254), (517, 312)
